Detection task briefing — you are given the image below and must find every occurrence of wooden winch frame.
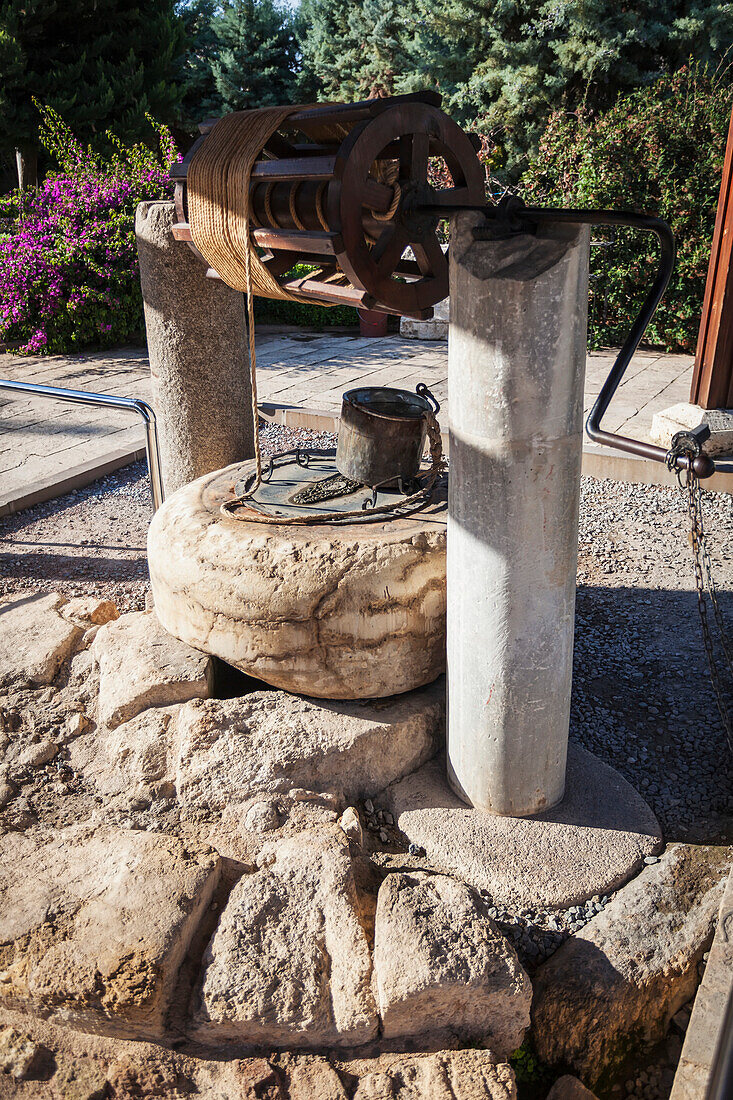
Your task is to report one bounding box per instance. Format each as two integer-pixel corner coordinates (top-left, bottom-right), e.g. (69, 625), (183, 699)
(171, 92), (487, 319)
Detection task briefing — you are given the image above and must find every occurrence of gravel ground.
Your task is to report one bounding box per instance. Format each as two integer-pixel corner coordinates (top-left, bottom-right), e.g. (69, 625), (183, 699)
(1, 427), (730, 1099)
(0, 423), (338, 613)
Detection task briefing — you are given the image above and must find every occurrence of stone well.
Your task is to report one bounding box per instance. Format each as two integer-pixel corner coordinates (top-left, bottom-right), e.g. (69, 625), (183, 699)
(148, 457), (447, 699)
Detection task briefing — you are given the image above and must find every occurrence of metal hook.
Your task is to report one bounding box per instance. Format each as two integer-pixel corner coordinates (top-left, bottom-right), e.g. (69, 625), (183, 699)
(416, 382), (440, 414)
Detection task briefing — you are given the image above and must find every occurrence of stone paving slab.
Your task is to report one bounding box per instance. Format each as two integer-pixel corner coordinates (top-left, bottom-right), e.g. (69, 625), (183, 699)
(0, 333), (696, 514)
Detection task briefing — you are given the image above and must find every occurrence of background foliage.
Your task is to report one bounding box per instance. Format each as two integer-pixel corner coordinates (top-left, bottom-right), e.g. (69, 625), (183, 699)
(297, 0), (733, 176)
(0, 107), (178, 354)
(1, 1), (732, 354)
(177, 0), (298, 128)
(521, 62), (733, 351)
(0, 0), (184, 188)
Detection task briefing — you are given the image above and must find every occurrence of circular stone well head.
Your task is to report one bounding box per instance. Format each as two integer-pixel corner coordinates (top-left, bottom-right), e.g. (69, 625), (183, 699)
(147, 454), (447, 700)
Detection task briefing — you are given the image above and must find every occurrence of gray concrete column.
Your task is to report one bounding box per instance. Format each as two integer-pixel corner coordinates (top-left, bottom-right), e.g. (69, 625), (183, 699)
(447, 210), (590, 816)
(136, 201), (255, 496)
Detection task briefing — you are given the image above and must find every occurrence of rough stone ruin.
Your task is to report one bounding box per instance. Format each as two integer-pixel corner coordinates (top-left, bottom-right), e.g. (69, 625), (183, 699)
(0, 571), (728, 1098)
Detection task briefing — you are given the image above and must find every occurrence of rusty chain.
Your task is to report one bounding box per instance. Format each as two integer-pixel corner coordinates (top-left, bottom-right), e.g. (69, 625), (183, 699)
(667, 437), (733, 753)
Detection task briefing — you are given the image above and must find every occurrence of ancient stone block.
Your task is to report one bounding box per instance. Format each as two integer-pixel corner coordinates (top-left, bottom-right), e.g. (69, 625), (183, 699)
(191, 827), (378, 1048)
(0, 825), (221, 1039)
(0, 594), (83, 688)
(344, 1050), (517, 1100)
(91, 611), (214, 728)
(174, 680), (443, 812)
(531, 844), (731, 1088)
(71, 706), (177, 802)
(373, 872), (531, 1055)
(670, 866), (733, 1100)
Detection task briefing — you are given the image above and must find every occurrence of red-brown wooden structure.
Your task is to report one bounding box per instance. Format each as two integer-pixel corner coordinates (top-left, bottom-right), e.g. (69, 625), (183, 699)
(691, 104), (733, 409)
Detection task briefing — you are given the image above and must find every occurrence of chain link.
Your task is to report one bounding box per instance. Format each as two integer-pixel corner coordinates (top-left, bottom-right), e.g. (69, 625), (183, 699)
(678, 463), (733, 754)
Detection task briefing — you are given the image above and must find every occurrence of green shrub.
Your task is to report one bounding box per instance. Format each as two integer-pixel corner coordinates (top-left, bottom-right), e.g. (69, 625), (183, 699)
(521, 61), (733, 351)
(0, 104), (176, 355)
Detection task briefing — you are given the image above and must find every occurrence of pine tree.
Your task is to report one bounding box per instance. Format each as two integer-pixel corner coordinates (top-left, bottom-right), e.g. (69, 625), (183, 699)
(176, 0), (223, 130)
(210, 0), (297, 112)
(348, 0), (415, 98)
(298, 0), (367, 100)
(0, 0), (185, 188)
(298, 0), (417, 101)
(402, 0), (733, 174)
(299, 0), (733, 175)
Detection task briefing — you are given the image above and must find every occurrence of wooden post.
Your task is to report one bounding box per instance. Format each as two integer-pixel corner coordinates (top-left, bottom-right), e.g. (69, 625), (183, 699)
(690, 104), (733, 410)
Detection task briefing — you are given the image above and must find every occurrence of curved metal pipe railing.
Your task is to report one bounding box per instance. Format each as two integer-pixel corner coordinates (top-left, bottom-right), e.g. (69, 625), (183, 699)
(0, 378), (164, 511)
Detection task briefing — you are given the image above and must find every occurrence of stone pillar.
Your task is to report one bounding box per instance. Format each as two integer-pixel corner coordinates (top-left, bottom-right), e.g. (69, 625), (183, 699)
(446, 211), (590, 816)
(136, 201), (255, 496)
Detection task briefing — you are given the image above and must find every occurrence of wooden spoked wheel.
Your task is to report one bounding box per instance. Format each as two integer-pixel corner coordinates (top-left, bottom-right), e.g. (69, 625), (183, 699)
(328, 103), (486, 316)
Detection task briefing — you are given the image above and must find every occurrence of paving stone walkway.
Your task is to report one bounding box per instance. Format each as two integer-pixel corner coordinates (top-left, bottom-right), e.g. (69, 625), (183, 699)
(0, 330), (695, 514)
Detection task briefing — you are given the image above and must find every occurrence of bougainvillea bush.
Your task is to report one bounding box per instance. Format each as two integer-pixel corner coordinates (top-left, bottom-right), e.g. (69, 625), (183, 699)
(522, 62), (733, 352)
(0, 104), (178, 355)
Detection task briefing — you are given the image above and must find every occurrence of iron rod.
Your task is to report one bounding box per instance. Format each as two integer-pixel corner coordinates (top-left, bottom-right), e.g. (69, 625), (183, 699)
(0, 378), (164, 511)
(520, 207), (715, 479)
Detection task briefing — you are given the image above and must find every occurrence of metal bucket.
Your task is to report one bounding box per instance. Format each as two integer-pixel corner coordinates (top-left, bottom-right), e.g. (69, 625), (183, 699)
(336, 383), (440, 487)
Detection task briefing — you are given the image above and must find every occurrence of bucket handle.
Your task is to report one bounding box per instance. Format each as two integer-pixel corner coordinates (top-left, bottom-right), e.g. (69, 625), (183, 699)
(415, 382), (440, 415)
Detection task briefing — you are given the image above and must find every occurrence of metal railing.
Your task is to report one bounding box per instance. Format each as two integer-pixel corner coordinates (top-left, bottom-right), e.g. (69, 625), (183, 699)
(0, 378), (164, 511)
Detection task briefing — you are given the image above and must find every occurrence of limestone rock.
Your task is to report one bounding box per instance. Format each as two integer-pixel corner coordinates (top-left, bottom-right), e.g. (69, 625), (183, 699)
(284, 1056), (349, 1099)
(546, 1077), (599, 1100)
(214, 790), (341, 865)
(373, 872), (531, 1054)
(243, 798), (280, 833)
(0, 825), (221, 1039)
(70, 707), (177, 802)
(531, 844), (731, 1088)
(650, 402), (733, 457)
(0, 593), (83, 688)
(385, 748), (662, 909)
(61, 597), (119, 626)
(345, 1051), (517, 1100)
(17, 739), (57, 769)
(175, 681), (443, 813)
(91, 611), (214, 728)
(147, 460), (447, 699)
(670, 866), (733, 1100)
(104, 1053), (187, 1098)
(339, 807), (363, 846)
(0, 1026), (44, 1080)
(192, 827), (378, 1048)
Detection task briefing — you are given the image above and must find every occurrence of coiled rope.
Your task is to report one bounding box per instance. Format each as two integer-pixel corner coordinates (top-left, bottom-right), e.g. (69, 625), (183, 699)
(187, 106), (434, 523)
